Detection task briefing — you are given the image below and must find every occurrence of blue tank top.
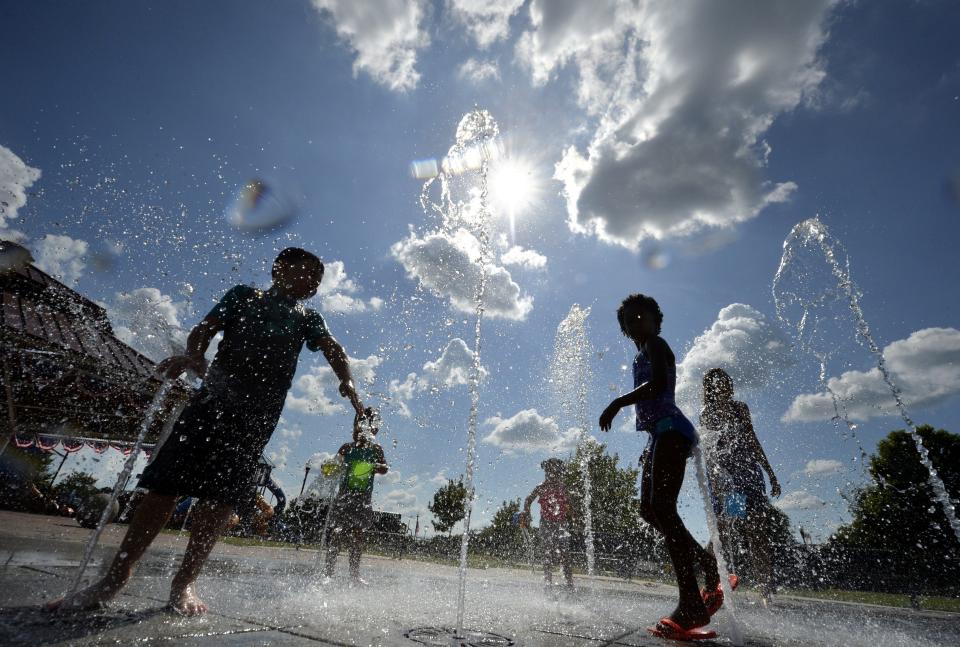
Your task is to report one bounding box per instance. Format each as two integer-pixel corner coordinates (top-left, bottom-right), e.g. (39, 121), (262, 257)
(632, 345), (684, 432)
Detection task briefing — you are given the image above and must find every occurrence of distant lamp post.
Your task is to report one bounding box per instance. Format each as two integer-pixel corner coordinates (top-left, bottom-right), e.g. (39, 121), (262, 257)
(299, 465), (311, 497)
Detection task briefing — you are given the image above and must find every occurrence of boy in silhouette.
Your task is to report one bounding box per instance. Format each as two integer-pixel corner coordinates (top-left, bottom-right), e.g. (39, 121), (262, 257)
(48, 248), (365, 615)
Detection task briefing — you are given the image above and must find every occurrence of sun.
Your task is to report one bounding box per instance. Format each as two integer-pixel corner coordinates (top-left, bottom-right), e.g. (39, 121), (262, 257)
(488, 156), (541, 229)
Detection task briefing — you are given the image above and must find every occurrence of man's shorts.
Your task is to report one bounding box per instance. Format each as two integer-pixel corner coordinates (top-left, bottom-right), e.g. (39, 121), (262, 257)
(138, 388), (282, 508)
(329, 492), (374, 533)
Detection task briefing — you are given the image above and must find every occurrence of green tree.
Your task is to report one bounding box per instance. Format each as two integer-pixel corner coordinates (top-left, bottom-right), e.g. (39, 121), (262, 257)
(54, 471), (100, 506)
(564, 441), (641, 536)
(476, 498), (523, 558)
(429, 477), (468, 534)
(832, 425), (960, 562)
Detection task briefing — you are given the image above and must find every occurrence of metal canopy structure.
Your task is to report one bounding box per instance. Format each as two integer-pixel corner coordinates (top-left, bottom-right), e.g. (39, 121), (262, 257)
(1, 255), (191, 454)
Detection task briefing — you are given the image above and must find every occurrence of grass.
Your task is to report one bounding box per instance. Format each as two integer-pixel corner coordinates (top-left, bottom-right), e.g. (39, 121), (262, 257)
(783, 588), (960, 613)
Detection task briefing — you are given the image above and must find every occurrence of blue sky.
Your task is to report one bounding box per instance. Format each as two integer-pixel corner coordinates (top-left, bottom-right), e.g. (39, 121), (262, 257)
(2, 0), (959, 542)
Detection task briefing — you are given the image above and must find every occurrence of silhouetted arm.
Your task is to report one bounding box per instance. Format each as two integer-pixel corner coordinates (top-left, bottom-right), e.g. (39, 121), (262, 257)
(316, 335), (364, 415)
(157, 315), (222, 379)
(739, 402), (781, 497)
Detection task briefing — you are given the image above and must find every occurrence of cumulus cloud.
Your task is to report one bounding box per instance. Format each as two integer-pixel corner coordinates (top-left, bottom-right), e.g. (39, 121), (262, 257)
(286, 354), (382, 415)
(457, 57), (501, 84)
(268, 441), (293, 472)
(429, 468), (449, 485)
(804, 459), (843, 476)
(0, 144), (41, 234)
(317, 260), (383, 314)
(310, 0), (428, 92)
(107, 288), (188, 361)
(776, 490), (827, 511)
(32, 234), (89, 286)
(784, 327), (960, 423)
(500, 245), (547, 270)
(482, 408), (580, 455)
(677, 303), (793, 408)
(391, 228), (533, 320)
(380, 489), (418, 510)
(517, 0), (834, 249)
(448, 0), (524, 48)
(388, 338), (486, 416)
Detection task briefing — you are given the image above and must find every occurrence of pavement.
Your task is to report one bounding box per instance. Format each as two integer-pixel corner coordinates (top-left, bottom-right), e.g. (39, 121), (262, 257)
(1, 510), (957, 647)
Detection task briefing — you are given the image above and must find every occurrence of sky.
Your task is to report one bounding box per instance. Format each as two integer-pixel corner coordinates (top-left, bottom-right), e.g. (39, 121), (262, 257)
(2, 0), (959, 543)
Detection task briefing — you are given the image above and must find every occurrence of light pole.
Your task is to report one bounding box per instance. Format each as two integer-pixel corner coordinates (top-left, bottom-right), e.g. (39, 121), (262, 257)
(299, 465), (311, 497)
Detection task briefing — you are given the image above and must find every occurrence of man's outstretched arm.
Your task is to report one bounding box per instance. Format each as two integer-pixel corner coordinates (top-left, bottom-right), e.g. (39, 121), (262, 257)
(316, 335), (363, 415)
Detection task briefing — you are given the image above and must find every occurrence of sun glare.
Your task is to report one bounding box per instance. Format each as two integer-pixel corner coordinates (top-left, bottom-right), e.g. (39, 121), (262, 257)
(488, 157), (541, 225)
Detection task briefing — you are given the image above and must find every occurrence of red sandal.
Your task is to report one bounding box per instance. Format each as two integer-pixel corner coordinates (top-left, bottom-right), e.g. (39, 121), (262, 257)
(701, 574), (739, 616)
(646, 617), (717, 640)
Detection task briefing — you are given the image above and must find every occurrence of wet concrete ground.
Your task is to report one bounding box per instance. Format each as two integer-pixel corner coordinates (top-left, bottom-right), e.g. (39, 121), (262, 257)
(1, 511), (957, 647)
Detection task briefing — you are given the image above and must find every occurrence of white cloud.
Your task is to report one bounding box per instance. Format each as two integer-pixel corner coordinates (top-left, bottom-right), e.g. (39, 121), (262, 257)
(388, 338), (486, 416)
(457, 57), (501, 84)
(500, 245), (547, 270)
(448, 0), (524, 49)
(784, 327), (960, 423)
(107, 288), (188, 362)
(307, 450), (337, 470)
(32, 234), (89, 286)
(379, 489), (418, 511)
(268, 441), (293, 472)
(391, 228), (533, 320)
(482, 408), (580, 455)
(423, 338), (486, 387)
(804, 459), (843, 476)
(0, 144), (41, 233)
(517, 0), (834, 249)
(317, 260), (382, 314)
(677, 303), (793, 409)
(286, 353), (382, 415)
(429, 468), (449, 485)
(776, 490), (827, 511)
(311, 0), (428, 92)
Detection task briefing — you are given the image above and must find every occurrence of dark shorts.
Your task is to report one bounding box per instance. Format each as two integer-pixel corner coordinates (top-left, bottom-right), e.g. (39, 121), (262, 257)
(539, 519), (571, 565)
(329, 491), (374, 533)
(138, 388), (282, 508)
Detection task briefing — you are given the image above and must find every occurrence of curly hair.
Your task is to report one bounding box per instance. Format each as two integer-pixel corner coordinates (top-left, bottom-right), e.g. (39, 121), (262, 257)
(617, 293), (663, 335)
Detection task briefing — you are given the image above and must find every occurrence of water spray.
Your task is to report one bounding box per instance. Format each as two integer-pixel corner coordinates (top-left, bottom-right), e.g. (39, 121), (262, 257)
(418, 110), (500, 640)
(66, 379), (174, 597)
(550, 304), (596, 576)
(773, 217), (960, 546)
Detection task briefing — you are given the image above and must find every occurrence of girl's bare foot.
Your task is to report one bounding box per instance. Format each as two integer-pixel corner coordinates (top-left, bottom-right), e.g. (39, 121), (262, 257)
(168, 583), (208, 616)
(44, 580), (120, 612)
(669, 601), (710, 629)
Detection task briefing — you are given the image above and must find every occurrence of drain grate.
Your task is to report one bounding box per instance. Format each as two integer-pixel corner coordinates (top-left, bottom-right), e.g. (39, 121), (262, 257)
(405, 626), (515, 647)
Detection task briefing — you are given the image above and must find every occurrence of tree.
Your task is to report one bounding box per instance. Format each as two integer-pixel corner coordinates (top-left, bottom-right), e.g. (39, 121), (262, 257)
(475, 498), (524, 558)
(54, 471), (100, 505)
(564, 441), (641, 536)
(429, 477), (467, 534)
(832, 425), (960, 563)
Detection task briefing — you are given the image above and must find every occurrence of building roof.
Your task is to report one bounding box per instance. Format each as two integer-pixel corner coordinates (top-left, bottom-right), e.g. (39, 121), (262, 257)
(1, 257), (190, 444)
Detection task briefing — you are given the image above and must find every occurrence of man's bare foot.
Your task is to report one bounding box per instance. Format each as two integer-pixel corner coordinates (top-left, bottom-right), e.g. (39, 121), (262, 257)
(44, 580), (119, 612)
(168, 583), (208, 616)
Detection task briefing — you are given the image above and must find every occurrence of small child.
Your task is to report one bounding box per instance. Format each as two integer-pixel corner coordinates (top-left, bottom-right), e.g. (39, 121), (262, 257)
(323, 409), (388, 585)
(520, 458), (573, 589)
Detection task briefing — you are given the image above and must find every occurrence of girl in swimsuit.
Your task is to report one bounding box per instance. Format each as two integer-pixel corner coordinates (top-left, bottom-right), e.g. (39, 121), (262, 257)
(600, 294), (721, 638)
